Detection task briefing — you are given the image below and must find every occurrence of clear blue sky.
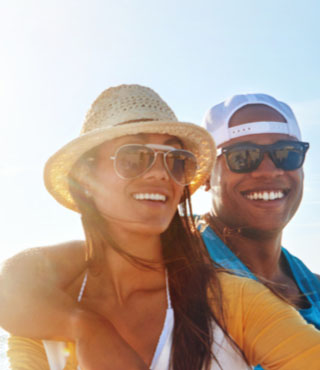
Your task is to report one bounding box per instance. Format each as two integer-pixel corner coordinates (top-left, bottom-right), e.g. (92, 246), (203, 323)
(1, 0), (319, 272)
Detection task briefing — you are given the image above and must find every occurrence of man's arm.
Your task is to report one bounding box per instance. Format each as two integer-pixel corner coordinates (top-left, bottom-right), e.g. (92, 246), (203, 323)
(0, 241), (86, 338)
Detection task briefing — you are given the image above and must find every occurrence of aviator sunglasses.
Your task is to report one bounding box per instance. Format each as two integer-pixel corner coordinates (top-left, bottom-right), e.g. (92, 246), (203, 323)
(217, 140), (309, 173)
(110, 143), (198, 186)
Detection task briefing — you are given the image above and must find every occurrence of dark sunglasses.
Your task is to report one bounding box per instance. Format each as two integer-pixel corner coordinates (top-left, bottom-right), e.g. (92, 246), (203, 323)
(217, 140), (309, 173)
(110, 144), (198, 185)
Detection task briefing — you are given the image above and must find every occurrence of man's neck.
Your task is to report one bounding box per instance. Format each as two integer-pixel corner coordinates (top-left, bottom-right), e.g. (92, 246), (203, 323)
(227, 231), (283, 280)
(206, 213), (310, 309)
(207, 213), (283, 280)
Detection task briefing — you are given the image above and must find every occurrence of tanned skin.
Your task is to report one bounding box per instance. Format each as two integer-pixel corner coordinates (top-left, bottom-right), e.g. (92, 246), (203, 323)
(205, 104), (319, 309)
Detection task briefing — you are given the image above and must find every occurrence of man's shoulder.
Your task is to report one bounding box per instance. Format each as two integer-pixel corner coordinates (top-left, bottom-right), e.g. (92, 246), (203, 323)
(282, 247), (320, 283)
(314, 273), (320, 281)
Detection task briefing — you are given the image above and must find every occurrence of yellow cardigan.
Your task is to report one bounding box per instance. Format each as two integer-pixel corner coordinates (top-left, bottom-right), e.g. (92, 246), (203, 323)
(7, 273), (320, 369)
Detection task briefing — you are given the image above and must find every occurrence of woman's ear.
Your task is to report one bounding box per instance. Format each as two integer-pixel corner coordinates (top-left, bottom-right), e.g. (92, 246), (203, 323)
(68, 158), (94, 200)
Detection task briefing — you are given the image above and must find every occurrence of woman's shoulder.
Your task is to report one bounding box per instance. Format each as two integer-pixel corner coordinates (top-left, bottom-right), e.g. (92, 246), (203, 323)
(2, 240), (85, 268)
(0, 240), (86, 289)
(34, 240), (85, 263)
(37, 240), (86, 283)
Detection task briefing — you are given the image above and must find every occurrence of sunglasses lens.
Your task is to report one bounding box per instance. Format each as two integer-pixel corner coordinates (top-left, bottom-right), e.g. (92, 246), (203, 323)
(223, 141), (309, 173)
(114, 145), (198, 185)
(226, 147), (261, 173)
(115, 145), (154, 178)
(165, 150), (198, 185)
(273, 143), (306, 170)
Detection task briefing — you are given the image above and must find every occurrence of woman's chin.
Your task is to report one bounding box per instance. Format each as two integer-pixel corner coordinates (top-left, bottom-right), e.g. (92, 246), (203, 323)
(134, 222), (170, 236)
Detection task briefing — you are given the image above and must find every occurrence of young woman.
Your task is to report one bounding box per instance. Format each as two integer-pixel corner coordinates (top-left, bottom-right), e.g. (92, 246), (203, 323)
(2, 84), (320, 370)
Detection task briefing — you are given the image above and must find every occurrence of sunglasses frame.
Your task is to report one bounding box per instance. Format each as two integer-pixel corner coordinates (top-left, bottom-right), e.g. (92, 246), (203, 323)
(110, 143), (198, 185)
(217, 140), (310, 173)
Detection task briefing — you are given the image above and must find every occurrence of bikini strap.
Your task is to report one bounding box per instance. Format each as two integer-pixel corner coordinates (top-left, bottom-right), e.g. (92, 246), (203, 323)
(77, 270), (171, 308)
(77, 272), (88, 302)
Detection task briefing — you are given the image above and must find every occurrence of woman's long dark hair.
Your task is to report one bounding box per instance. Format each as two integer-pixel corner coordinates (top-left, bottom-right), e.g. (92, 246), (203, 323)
(69, 149), (248, 370)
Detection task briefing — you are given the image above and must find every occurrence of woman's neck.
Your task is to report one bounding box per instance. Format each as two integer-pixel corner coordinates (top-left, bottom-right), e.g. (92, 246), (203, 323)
(105, 222), (164, 261)
(86, 226), (165, 304)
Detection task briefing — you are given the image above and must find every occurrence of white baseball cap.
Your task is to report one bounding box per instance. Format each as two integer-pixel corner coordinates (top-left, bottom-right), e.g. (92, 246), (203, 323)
(203, 93), (302, 147)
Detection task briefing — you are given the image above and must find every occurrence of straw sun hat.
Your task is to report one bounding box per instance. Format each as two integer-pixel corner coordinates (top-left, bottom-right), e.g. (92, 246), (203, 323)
(44, 84), (216, 212)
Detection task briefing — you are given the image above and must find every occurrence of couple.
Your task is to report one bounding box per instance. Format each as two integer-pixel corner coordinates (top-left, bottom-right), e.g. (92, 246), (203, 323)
(1, 84), (319, 369)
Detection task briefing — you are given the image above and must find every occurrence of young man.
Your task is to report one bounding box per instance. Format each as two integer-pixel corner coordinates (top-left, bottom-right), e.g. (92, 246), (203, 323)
(200, 93), (320, 369)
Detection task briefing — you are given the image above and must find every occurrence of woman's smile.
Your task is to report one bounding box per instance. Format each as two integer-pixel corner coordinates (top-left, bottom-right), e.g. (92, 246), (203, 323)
(132, 192), (167, 202)
(87, 133), (185, 237)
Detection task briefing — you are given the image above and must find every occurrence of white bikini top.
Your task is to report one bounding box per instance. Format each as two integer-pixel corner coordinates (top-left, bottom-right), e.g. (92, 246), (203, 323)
(43, 272), (250, 370)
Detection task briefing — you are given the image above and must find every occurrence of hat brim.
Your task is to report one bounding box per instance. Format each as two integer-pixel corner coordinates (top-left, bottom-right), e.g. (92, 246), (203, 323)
(44, 120), (216, 212)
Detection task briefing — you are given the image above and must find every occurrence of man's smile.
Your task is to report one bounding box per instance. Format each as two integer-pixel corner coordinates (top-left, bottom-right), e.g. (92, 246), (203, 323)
(241, 189), (289, 201)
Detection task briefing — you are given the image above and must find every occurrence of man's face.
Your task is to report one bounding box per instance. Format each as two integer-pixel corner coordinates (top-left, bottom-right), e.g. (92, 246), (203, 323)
(210, 105), (305, 236)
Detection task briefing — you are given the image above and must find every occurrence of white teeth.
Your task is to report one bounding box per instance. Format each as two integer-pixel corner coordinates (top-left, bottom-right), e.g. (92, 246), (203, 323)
(133, 193), (166, 202)
(245, 190), (284, 201)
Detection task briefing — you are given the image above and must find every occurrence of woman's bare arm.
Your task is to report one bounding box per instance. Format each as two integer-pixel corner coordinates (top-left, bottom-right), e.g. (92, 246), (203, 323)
(0, 241), (86, 338)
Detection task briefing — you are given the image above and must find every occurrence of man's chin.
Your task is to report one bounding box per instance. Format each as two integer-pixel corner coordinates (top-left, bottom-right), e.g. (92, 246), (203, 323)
(238, 226), (282, 240)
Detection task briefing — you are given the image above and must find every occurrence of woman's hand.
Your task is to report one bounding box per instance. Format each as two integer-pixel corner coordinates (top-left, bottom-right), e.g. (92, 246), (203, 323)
(71, 308), (148, 370)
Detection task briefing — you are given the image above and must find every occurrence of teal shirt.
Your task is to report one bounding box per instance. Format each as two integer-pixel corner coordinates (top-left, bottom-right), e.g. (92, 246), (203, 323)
(201, 225), (320, 370)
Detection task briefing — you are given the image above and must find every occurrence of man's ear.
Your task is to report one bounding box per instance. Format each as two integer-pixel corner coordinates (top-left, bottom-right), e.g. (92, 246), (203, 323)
(204, 177), (211, 192)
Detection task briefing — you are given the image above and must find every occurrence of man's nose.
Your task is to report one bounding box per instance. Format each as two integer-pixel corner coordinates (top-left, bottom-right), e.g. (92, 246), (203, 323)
(251, 153), (284, 178)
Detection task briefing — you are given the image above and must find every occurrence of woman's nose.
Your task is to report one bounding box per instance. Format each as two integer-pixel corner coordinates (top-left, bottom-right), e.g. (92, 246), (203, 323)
(143, 152), (170, 181)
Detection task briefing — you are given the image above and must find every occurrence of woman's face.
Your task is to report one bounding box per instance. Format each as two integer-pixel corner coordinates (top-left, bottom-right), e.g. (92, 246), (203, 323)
(86, 133), (185, 237)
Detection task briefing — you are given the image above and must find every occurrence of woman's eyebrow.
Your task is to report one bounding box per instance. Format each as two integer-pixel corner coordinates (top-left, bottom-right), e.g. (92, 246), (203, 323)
(165, 137), (184, 147)
(129, 134), (183, 147)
